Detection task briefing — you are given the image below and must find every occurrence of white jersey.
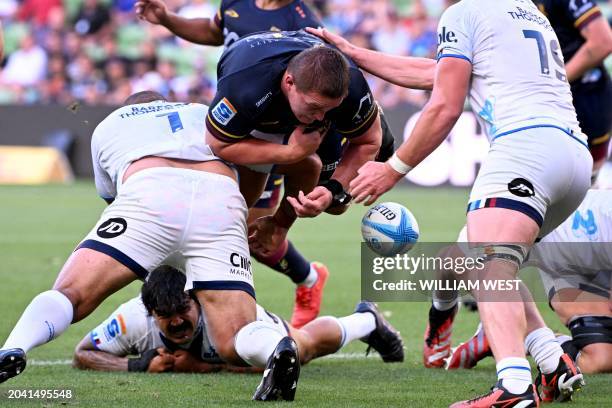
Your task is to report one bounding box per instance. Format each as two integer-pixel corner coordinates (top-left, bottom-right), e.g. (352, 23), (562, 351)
(530, 190), (612, 274)
(88, 297), (287, 362)
(437, 0), (586, 144)
(91, 101), (218, 201)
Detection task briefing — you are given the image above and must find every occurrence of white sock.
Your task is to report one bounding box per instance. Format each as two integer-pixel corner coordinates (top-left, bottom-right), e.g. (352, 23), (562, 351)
(298, 264), (319, 288)
(2, 290), (73, 352)
(432, 294), (458, 311)
(336, 312), (376, 348)
(234, 320), (286, 368)
(525, 327), (564, 374)
(497, 357), (532, 394)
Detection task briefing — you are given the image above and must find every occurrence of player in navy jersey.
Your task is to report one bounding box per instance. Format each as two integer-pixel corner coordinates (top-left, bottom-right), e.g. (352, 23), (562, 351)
(137, 1), (393, 328)
(136, 0), (333, 328)
(534, 0), (612, 183)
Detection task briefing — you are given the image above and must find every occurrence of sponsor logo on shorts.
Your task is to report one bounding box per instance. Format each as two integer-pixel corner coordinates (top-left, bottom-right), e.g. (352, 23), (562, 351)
(230, 252), (252, 277)
(211, 97), (237, 126)
(507, 178), (535, 197)
(97, 218), (127, 238)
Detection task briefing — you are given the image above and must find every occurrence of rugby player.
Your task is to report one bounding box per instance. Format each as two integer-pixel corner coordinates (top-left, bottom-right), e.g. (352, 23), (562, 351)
(310, 0), (593, 406)
(447, 189), (612, 378)
(0, 92), (305, 401)
(202, 30), (386, 330)
(73, 265), (404, 374)
(135, 0), (395, 329)
(534, 0), (612, 184)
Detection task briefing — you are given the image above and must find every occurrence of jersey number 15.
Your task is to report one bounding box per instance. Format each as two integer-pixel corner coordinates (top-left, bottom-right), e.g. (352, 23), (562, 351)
(522, 30), (566, 82)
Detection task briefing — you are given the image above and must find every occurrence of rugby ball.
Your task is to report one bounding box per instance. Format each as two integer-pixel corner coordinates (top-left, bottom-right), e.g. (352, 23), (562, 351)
(361, 202), (420, 256)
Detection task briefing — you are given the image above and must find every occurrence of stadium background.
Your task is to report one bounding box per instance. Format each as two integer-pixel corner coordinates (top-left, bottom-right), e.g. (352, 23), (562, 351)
(0, 0), (611, 406)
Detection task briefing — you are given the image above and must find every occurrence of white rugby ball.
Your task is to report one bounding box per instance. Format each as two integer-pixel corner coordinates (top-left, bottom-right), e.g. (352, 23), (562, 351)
(361, 202), (420, 256)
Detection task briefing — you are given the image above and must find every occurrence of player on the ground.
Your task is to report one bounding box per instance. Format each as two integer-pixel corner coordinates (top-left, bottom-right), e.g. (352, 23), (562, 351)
(533, 0), (612, 184)
(73, 265), (404, 374)
(310, 0), (592, 405)
(135, 0), (396, 329)
(0, 91), (307, 401)
(447, 189), (612, 379)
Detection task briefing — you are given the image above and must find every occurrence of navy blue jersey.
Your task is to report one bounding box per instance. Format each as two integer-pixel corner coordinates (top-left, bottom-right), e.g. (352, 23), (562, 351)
(534, 0), (610, 91)
(206, 31), (378, 144)
(214, 0), (321, 47)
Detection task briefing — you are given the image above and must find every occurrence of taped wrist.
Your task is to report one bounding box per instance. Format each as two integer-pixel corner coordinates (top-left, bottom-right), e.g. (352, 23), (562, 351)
(128, 349), (159, 372)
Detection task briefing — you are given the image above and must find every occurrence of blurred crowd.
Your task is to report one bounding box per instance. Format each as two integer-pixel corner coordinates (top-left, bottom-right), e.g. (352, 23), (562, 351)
(0, 0), (610, 108)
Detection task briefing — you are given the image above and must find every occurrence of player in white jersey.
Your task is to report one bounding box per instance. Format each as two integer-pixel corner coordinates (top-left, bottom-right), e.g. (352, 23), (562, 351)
(448, 190), (611, 380)
(73, 265), (404, 373)
(308, 0), (593, 406)
(0, 91), (303, 401)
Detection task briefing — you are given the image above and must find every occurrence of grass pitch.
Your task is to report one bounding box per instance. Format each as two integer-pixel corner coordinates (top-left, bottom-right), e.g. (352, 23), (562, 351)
(0, 182), (610, 407)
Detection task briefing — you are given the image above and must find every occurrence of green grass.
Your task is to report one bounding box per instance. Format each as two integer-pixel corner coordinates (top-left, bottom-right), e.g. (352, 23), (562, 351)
(0, 182), (610, 407)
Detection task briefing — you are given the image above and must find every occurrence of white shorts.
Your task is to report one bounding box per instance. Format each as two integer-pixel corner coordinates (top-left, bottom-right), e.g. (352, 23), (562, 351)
(468, 126), (593, 237)
(78, 167), (254, 298)
(256, 304), (290, 336)
(539, 267), (611, 302)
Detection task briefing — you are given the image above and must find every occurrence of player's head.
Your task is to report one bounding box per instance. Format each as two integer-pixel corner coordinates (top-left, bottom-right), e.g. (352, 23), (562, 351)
(123, 90), (167, 106)
(282, 45), (349, 124)
(141, 265), (200, 345)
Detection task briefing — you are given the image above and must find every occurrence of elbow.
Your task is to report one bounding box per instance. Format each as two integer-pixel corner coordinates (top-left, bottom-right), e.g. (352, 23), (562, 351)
(428, 101), (463, 123)
(72, 351), (87, 370)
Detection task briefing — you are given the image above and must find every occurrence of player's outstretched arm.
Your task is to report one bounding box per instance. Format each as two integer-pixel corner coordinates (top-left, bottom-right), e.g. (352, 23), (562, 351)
(306, 27), (435, 91)
(565, 16), (612, 83)
(73, 336), (175, 372)
(73, 335), (130, 371)
(135, 0), (223, 46)
(349, 57), (471, 205)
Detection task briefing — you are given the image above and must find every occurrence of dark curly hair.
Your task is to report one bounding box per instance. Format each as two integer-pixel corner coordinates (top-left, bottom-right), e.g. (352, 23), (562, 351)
(141, 265), (196, 317)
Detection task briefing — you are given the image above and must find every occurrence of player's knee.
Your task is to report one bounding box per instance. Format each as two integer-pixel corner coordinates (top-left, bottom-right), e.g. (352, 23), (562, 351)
(568, 315), (612, 373)
(579, 343), (612, 374)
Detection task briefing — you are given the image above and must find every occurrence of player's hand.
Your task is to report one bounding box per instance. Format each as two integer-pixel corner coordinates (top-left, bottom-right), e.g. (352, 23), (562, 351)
(287, 187), (333, 218)
(349, 161), (404, 205)
(172, 350), (223, 373)
(305, 27), (354, 56)
(135, 0), (169, 26)
(288, 125), (325, 161)
(147, 348), (175, 372)
(248, 215), (288, 257)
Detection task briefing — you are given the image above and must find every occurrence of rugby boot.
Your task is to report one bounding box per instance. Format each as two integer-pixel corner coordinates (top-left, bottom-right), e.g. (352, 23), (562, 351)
(0, 348), (26, 384)
(290, 262), (329, 328)
(450, 381), (539, 408)
(252, 337), (300, 401)
(355, 301), (404, 362)
(424, 304), (458, 367)
(537, 353), (584, 403)
(446, 323), (492, 369)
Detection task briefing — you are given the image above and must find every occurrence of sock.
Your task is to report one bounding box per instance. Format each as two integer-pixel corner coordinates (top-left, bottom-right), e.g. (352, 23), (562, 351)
(432, 294), (458, 311)
(525, 327), (564, 374)
(234, 320), (286, 368)
(2, 290), (73, 352)
(556, 334), (579, 360)
(336, 312), (377, 347)
(299, 264), (318, 288)
(254, 240), (311, 285)
(497, 357), (532, 394)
